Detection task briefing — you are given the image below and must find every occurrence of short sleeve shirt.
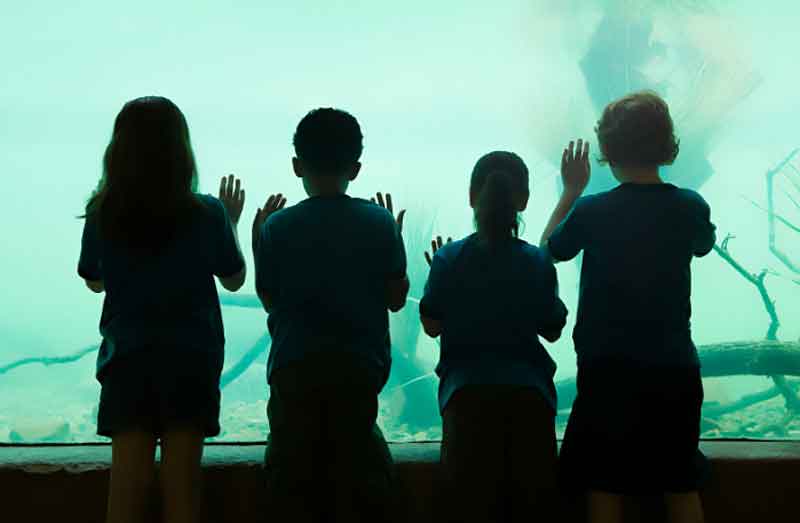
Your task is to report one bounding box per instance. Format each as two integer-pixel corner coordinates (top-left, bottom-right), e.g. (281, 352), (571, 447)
(254, 194), (407, 391)
(547, 183), (716, 366)
(78, 194), (245, 378)
(420, 234), (567, 413)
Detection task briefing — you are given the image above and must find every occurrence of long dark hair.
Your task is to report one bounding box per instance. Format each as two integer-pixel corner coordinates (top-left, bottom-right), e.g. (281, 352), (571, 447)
(82, 96), (200, 251)
(470, 151), (529, 245)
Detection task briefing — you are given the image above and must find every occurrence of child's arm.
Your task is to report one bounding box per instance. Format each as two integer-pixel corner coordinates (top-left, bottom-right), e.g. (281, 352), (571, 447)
(420, 316), (442, 338)
(692, 198), (717, 257)
(85, 279), (105, 293)
(372, 192), (409, 312)
(78, 218), (104, 293)
(540, 140), (591, 261)
(387, 276), (410, 313)
(419, 236), (450, 339)
(536, 258), (568, 343)
(217, 225), (246, 292)
(252, 193), (287, 313)
(217, 175), (247, 292)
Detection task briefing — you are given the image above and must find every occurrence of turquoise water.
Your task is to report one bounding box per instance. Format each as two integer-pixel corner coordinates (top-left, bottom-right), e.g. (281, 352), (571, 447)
(0, 1), (798, 442)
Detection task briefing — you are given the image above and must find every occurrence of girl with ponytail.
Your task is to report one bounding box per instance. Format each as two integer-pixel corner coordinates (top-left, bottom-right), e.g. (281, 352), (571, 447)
(419, 150), (570, 522)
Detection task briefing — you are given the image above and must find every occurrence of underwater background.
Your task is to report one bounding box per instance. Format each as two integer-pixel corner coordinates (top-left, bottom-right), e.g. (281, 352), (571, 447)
(0, 0), (798, 443)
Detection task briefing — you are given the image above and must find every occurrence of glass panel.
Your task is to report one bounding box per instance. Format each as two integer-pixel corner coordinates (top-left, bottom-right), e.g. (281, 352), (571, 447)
(0, 1), (797, 442)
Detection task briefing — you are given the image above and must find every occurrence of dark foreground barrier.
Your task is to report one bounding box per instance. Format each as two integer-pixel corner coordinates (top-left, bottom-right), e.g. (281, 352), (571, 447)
(0, 441), (798, 522)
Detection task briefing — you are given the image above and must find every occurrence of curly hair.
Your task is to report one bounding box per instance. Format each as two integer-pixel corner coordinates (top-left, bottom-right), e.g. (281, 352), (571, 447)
(595, 91), (680, 168)
(293, 108), (363, 175)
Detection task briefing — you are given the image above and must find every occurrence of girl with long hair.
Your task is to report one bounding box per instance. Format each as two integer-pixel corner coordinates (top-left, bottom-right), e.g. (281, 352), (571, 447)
(78, 96), (246, 523)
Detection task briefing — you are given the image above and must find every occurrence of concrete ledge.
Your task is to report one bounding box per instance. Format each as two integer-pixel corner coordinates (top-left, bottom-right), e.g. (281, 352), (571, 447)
(1, 441), (799, 522)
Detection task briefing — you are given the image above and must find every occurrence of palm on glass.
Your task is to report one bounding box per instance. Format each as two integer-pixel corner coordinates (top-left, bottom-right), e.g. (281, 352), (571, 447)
(561, 139), (591, 196)
(424, 236), (452, 266)
(219, 174), (245, 224)
(371, 192), (406, 234)
(252, 193), (287, 252)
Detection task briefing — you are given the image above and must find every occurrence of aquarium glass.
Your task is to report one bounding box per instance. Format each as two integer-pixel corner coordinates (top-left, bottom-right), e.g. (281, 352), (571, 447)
(1, 1), (798, 442)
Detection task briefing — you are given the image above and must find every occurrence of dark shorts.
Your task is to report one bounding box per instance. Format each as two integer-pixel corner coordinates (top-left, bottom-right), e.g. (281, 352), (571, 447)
(441, 385), (558, 522)
(96, 346), (222, 438)
(264, 355), (394, 522)
(559, 360), (710, 495)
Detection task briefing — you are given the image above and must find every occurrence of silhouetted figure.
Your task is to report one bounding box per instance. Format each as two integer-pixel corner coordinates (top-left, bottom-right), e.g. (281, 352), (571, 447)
(420, 151), (567, 523)
(78, 96), (247, 523)
(253, 108), (409, 523)
(577, 3), (759, 196)
(541, 92), (716, 523)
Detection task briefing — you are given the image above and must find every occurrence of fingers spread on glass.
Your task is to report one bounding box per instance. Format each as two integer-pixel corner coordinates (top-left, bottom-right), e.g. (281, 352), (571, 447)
(561, 139), (591, 195)
(373, 192), (406, 233)
(220, 174), (245, 224)
(424, 235), (452, 266)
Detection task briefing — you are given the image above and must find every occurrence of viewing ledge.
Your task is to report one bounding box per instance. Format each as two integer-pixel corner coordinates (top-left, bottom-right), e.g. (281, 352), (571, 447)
(1, 441), (799, 522)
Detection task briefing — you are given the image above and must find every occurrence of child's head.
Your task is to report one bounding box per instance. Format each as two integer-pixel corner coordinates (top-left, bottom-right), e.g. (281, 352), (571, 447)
(86, 96), (199, 248)
(596, 90), (679, 178)
(469, 151), (530, 245)
(292, 108), (363, 195)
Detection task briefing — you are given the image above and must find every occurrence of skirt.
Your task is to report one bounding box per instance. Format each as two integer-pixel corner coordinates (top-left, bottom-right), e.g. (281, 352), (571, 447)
(96, 345), (222, 438)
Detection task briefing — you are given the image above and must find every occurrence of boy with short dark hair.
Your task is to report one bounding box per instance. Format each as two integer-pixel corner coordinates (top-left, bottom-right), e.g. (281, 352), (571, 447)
(252, 108), (409, 523)
(541, 91), (716, 523)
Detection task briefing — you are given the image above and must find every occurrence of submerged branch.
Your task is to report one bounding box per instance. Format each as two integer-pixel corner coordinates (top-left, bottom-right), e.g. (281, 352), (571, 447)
(554, 340), (800, 410)
(219, 332), (270, 389)
(712, 235), (800, 410)
(701, 380), (800, 418)
(766, 148), (800, 275)
(0, 344), (99, 375)
(742, 196), (800, 235)
(699, 341), (800, 377)
(713, 237), (780, 340)
(219, 294), (262, 308)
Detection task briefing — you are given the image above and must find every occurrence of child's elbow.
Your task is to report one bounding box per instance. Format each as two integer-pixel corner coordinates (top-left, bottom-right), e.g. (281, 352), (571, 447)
(423, 325), (442, 338)
(540, 329), (563, 343)
(388, 298), (406, 313)
(387, 276), (410, 312)
(219, 268), (246, 292)
(85, 279), (105, 293)
(421, 316), (442, 338)
(539, 321), (564, 343)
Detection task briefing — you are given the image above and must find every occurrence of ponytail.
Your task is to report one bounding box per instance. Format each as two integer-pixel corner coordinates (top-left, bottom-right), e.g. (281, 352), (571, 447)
(470, 151), (529, 245)
(475, 170), (518, 243)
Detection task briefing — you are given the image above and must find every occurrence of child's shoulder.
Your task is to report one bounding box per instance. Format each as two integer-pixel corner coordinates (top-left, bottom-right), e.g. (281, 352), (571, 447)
(672, 186), (711, 208)
(573, 190), (609, 212)
(343, 197), (403, 232)
(194, 193), (241, 227)
(513, 238), (551, 265)
(431, 235), (472, 264)
(350, 196), (394, 219)
(195, 193), (224, 213)
(651, 185), (712, 217)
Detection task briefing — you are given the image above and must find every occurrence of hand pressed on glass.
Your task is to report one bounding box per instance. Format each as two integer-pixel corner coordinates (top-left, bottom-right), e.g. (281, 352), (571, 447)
(561, 139), (591, 196)
(371, 192), (406, 234)
(219, 174), (245, 225)
(424, 236), (452, 267)
(539, 138), (592, 248)
(251, 193), (287, 252)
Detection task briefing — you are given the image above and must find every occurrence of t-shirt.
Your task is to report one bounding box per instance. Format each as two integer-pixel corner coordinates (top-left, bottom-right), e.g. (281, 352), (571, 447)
(547, 182), (716, 367)
(255, 194), (407, 391)
(78, 194), (245, 379)
(419, 234), (567, 413)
